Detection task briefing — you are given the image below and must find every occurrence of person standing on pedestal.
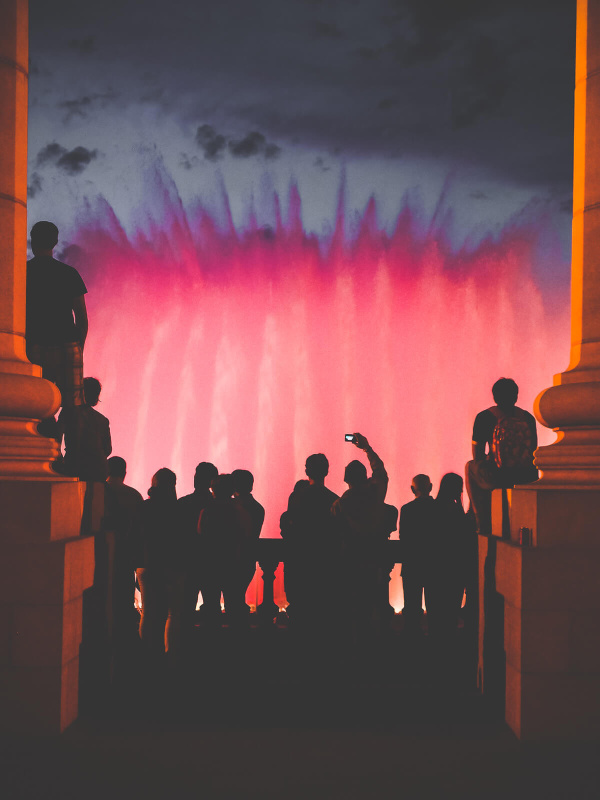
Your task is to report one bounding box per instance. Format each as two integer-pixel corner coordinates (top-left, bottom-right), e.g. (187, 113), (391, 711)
(26, 221), (88, 467)
(465, 378), (538, 536)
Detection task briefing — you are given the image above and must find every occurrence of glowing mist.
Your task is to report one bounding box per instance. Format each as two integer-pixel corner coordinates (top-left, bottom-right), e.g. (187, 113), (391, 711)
(69, 179), (570, 609)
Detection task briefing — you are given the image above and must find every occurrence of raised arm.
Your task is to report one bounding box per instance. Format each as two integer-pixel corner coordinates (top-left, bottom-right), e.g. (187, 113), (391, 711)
(352, 432), (388, 502)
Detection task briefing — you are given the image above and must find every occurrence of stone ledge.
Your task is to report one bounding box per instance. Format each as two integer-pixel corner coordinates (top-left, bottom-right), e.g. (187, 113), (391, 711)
(0, 479), (84, 542)
(0, 657), (80, 734)
(0, 536), (94, 604)
(495, 539), (600, 612)
(492, 485), (600, 547)
(506, 662), (600, 740)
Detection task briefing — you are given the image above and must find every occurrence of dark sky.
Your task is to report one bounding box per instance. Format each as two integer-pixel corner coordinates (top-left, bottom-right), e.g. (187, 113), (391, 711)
(27, 0), (576, 244)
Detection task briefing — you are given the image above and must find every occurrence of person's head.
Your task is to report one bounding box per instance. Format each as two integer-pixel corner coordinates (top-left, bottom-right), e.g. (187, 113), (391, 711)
(194, 461), (218, 492)
(231, 468), (254, 495)
(83, 377), (102, 406)
(107, 456), (126, 481)
(492, 378), (519, 410)
(148, 467), (177, 501)
(305, 453), (329, 482)
(344, 459), (368, 488)
(210, 473), (234, 502)
(411, 474), (432, 497)
(437, 472), (464, 505)
(30, 221), (59, 255)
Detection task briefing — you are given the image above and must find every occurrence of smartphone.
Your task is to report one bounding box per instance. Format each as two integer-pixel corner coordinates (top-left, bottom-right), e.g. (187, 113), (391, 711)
(345, 434), (356, 443)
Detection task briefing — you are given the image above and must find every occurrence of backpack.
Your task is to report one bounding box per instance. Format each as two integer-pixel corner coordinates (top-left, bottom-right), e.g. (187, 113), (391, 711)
(490, 407), (534, 470)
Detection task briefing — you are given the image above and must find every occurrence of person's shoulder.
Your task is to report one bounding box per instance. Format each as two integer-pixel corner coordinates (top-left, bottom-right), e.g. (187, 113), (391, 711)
(517, 406), (536, 423)
(400, 497), (418, 512)
(251, 495), (265, 513)
(475, 407), (495, 421)
(177, 491), (195, 505)
(122, 484), (144, 503)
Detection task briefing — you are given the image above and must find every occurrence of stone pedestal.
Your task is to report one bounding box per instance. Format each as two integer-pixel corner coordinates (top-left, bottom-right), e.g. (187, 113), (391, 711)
(479, 486), (600, 739)
(0, 480), (94, 733)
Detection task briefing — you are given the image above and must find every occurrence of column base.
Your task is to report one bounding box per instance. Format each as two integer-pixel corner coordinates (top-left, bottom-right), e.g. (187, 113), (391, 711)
(0, 479), (94, 734)
(481, 485), (600, 739)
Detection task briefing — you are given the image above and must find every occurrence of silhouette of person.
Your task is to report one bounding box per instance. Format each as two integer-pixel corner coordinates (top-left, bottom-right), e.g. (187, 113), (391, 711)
(132, 468), (185, 660)
(282, 455), (339, 620)
(375, 502), (399, 622)
(26, 221), (88, 459)
(426, 472), (470, 645)
(332, 433), (388, 630)
(399, 474), (436, 633)
(232, 469), (265, 615)
(104, 456), (144, 674)
(465, 378), (538, 535)
(62, 377), (112, 480)
(177, 462), (218, 625)
(197, 474), (247, 624)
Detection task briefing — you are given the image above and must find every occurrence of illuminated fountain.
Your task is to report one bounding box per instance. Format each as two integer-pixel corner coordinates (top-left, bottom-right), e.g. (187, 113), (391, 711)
(65, 174), (570, 609)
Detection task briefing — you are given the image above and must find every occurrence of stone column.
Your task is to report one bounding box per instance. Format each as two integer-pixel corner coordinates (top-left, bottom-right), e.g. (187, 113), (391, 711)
(0, 0), (60, 476)
(0, 0), (94, 734)
(533, 0), (600, 484)
(479, 0), (600, 739)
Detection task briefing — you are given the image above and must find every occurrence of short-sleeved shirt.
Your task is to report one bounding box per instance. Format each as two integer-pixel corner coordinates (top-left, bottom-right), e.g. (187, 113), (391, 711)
(472, 405), (538, 486)
(472, 406), (537, 456)
(26, 256), (87, 344)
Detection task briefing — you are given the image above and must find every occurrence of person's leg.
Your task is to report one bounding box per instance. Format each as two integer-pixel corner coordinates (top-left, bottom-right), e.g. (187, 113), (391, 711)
(465, 460), (493, 536)
(56, 343), (84, 476)
(165, 572), (186, 657)
(136, 568), (167, 657)
(402, 570), (424, 627)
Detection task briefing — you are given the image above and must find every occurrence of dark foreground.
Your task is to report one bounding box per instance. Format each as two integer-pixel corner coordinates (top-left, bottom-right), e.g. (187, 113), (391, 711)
(3, 614), (599, 800)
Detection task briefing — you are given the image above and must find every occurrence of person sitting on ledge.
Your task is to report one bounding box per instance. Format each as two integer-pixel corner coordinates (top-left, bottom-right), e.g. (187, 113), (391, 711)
(63, 376), (112, 480)
(465, 377), (538, 536)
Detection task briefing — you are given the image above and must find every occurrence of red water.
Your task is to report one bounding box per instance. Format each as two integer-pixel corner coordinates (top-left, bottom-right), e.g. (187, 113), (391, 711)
(71, 183), (570, 610)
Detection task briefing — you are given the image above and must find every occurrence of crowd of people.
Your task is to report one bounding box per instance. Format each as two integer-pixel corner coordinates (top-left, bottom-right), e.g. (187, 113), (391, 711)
(26, 220), (540, 665)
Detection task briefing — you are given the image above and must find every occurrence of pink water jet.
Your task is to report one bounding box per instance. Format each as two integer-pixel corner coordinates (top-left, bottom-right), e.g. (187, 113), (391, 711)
(68, 178), (570, 610)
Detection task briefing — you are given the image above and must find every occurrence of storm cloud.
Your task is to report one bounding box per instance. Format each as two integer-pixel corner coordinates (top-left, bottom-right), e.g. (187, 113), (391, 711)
(195, 125), (281, 161)
(35, 142), (99, 174)
(28, 0), (576, 191)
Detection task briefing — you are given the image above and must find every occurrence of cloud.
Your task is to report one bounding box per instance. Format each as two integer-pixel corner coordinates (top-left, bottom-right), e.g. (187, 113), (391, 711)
(195, 124), (227, 160)
(36, 142), (68, 166)
(179, 152), (199, 170)
(56, 146), (99, 174)
(314, 156), (331, 172)
(195, 125), (281, 161)
(229, 132), (281, 159)
(27, 0), (575, 192)
(59, 92), (116, 122)
(35, 142), (98, 174)
(27, 173), (43, 198)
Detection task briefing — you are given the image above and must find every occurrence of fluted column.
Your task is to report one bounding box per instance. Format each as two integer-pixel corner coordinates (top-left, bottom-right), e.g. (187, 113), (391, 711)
(0, 0), (60, 477)
(534, 0), (600, 484)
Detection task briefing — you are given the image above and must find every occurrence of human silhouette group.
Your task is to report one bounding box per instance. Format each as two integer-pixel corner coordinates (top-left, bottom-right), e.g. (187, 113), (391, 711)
(26, 220), (540, 667)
